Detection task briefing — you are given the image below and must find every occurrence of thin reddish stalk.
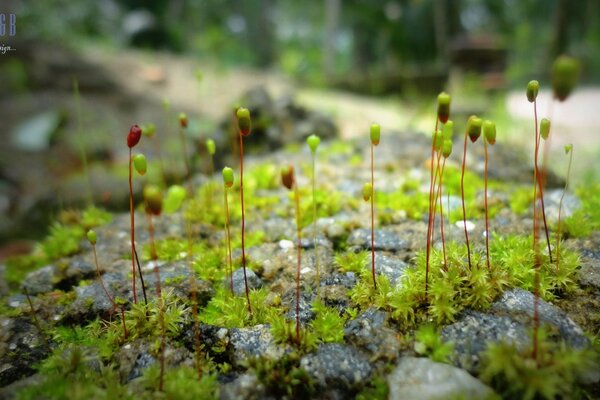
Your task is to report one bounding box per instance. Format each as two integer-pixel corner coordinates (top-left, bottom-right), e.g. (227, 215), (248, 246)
(179, 126), (191, 181)
(425, 120), (439, 295)
(312, 154), (320, 299)
(532, 206), (542, 366)
(460, 128), (472, 269)
(483, 139), (491, 271)
(129, 148), (137, 304)
(149, 215), (166, 391)
(532, 101), (553, 262)
(239, 131), (252, 313)
(556, 147), (573, 273)
(430, 151), (443, 249)
(436, 159), (448, 269)
(294, 183), (302, 344)
(370, 143), (377, 289)
(224, 187), (234, 293)
(92, 243), (129, 339)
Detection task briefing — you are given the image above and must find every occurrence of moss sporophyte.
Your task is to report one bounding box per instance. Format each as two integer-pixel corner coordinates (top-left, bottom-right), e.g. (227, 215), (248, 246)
(143, 184), (166, 391)
(126, 124), (147, 305)
(222, 166), (235, 293)
(482, 120), (496, 271)
(369, 124), (380, 289)
(281, 165), (303, 344)
(236, 107), (253, 313)
(306, 134), (321, 298)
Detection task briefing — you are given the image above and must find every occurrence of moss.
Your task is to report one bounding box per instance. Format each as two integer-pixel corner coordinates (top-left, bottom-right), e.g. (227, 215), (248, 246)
(509, 186), (534, 216)
(141, 365), (219, 399)
(560, 182), (600, 238)
(246, 353), (314, 398)
(200, 287), (277, 328)
(480, 328), (598, 400)
(414, 324), (453, 363)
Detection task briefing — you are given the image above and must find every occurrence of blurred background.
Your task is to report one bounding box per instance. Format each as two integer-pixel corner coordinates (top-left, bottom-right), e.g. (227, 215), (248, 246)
(0, 0), (599, 245)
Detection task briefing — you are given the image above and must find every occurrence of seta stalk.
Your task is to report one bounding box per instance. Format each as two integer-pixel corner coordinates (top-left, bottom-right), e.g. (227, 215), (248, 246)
(236, 107), (253, 313)
(222, 166), (235, 293)
(369, 124), (381, 289)
(460, 115), (482, 270)
(555, 144), (573, 273)
(306, 134), (321, 298)
(482, 120), (497, 271)
(282, 165), (302, 344)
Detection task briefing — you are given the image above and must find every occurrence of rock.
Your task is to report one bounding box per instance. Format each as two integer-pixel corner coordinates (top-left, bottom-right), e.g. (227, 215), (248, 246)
(374, 254), (410, 285)
(10, 111), (62, 152)
(116, 340), (190, 382)
(228, 325), (287, 367)
(67, 271), (127, 320)
(0, 317), (51, 387)
(300, 343), (372, 391)
(22, 265), (56, 295)
(229, 268), (262, 296)
(284, 291), (315, 324)
(182, 324), (229, 362)
(441, 310), (530, 373)
(344, 308), (400, 361)
(542, 189), (580, 222)
(220, 373), (267, 400)
(348, 228), (409, 252)
(321, 272), (357, 289)
(579, 262), (600, 289)
(387, 357), (495, 400)
(490, 288), (589, 348)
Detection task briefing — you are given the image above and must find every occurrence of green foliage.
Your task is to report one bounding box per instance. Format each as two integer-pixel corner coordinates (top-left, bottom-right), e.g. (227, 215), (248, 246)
(40, 223), (85, 261)
(414, 325), (453, 363)
(141, 366), (219, 399)
(163, 185), (187, 214)
(356, 375), (389, 400)
(309, 300), (345, 343)
(297, 188), (343, 228)
(200, 287), (275, 328)
(108, 290), (188, 342)
(562, 182), (600, 238)
(509, 187), (534, 216)
(375, 188), (429, 220)
(347, 234), (578, 329)
(269, 313), (318, 351)
(335, 251), (369, 274)
(246, 353), (314, 398)
(80, 206), (113, 230)
(16, 345), (130, 400)
(480, 330), (597, 400)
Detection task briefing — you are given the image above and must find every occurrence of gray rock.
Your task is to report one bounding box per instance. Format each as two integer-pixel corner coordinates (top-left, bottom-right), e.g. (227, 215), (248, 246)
(65, 257), (96, 281)
(219, 373), (267, 400)
(490, 288), (589, 348)
(284, 291), (315, 324)
(300, 343), (372, 390)
(387, 357), (495, 400)
(345, 308), (400, 361)
(374, 254), (410, 285)
(229, 268), (262, 296)
(348, 228), (409, 252)
(542, 189), (580, 222)
(0, 317), (51, 387)
(22, 265), (56, 295)
(228, 325), (287, 367)
(579, 261), (600, 289)
(67, 272), (127, 320)
(321, 272), (357, 289)
(441, 310), (530, 373)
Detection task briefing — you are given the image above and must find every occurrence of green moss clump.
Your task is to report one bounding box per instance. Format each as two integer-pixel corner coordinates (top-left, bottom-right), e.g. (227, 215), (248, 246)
(480, 329), (597, 400)
(562, 182), (600, 238)
(414, 324), (454, 363)
(246, 353), (314, 398)
(200, 287), (276, 328)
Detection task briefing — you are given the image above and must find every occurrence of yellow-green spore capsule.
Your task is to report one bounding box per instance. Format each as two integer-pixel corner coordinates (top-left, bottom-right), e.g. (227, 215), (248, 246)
(206, 138), (216, 155)
(467, 116), (482, 143)
(540, 118), (551, 140)
(222, 166), (234, 188)
(362, 182), (373, 202)
(133, 154), (147, 175)
(482, 120), (496, 145)
(442, 120), (454, 140)
(307, 134), (320, 153)
(370, 124), (381, 146)
(526, 80), (539, 103)
(87, 230), (97, 245)
(437, 92), (451, 123)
